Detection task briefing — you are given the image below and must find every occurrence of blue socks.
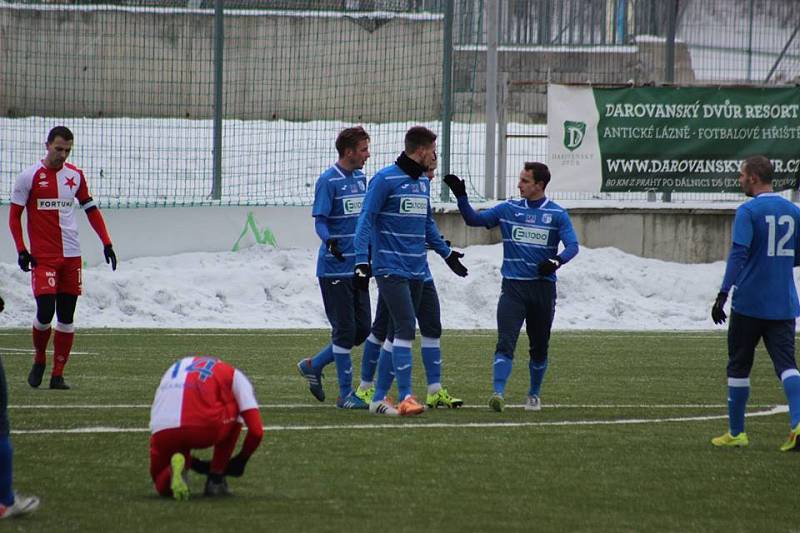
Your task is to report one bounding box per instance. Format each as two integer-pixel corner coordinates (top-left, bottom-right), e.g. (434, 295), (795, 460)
(310, 344), (335, 372)
(420, 336), (441, 387)
(492, 354), (513, 395)
(332, 344), (353, 398)
(373, 341), (395, 402)
(360, 335), (381, 384)
(727, 377), (750, 436)
(0, 435), (13, 506)
(393, 339), (413, 401)
(529, 358), (548, 397)
(781, 370), (800, 428)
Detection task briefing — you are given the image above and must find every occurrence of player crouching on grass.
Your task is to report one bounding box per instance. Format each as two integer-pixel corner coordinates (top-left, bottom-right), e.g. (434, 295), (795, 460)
(149, 355), (264, 500)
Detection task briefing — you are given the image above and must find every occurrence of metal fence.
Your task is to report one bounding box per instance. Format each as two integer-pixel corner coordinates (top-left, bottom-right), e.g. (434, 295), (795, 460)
(1, 0), (798, 207)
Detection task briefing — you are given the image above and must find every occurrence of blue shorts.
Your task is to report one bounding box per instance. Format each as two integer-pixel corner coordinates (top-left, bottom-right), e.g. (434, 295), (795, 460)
(319, 277), (371, 350)
(371, 279), (441, 341)
(727, 311), (797, 379)
(495, 278), (555, 361)
(374, 276), (424, 341)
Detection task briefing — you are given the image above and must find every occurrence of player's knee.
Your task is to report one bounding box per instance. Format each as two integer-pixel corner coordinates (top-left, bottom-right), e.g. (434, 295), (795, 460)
(529, 349), (548, 364)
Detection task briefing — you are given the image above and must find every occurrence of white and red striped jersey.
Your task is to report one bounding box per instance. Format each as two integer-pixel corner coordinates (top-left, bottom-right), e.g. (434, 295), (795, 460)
(10, 161), (95, 259)
(149, 356), (259, 435)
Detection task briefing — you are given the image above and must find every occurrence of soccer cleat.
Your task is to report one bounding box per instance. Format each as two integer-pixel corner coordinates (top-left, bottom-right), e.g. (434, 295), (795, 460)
(354, 386), (374, 404)
(397, 395), (425, 416)
(425, 388), (464, 409)
(779, 423), (800, 452)
(336, 391), (369, 410)
(48, 375), (70, 390)
(369, 398), (399, 416)
(711, 432), (749, 447)
(296, 358), (325, 402)
(204, 477), (232, 497)
(488, 393), (505, 413)
(27, 363), (45, 388)
(0, 493), (40, 519)
(524, 395), (541, 411)
(169, 453), (190, 501)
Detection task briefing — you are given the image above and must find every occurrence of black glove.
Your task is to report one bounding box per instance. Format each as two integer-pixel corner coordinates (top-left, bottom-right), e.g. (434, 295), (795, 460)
(354, 263), (371, 291)
(444, 251), (468, 277)
(326, 239), (345, 262)
(0, 295), (4, 313)
(189, 456), (210, 475)
(711, 291), (728, 325)
(537, 257), (561, 276)
(443, 174), (467, 198)
(17, 250), (36, 272)
(104, 244), (117, 271)
(225, 453), (249, 478)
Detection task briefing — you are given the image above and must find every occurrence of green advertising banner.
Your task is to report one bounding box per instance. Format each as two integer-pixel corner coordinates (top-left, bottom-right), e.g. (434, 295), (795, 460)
(547, 84), (800, 193)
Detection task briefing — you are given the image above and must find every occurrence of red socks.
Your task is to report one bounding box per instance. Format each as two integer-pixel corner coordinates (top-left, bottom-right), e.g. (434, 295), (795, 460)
(51, 323), (75, 377)
(32, 323), (51, 365)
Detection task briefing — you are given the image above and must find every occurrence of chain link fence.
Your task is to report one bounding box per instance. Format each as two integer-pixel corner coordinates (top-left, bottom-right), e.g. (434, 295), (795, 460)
(1, 0), (798, 206)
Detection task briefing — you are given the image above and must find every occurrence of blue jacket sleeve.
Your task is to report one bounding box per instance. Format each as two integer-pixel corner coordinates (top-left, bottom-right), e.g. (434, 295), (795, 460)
(314, 216), (330, 243)
(720, 243), (748, 293)
(557, 212), (580, 263)
(456, 196), (500, 228)
(353, 176), (385, 264)
(425, 205), (451, 259)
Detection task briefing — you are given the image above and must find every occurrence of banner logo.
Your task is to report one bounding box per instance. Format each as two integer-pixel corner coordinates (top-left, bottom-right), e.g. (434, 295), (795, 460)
(563, 121), (586, 151)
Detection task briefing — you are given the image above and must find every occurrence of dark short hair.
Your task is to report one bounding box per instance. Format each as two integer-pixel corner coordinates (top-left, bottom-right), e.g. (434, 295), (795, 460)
(404, 126), (437, 154)
(47, 126), (74, 144)
(523, 162), (551, 188)
(743, 155), (774, 183)
(335, 126), (370, 158)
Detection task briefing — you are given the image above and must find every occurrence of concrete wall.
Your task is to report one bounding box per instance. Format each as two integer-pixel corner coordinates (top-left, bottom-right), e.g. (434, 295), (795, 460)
(0, 204), (733, 266)
(0, 7), (442, 122)
(1, 6), (695, 123)
(434, 206), (734, 264)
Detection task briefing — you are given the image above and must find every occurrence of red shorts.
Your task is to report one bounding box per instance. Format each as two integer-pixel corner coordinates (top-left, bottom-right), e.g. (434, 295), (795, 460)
(31, 256), (82, 297)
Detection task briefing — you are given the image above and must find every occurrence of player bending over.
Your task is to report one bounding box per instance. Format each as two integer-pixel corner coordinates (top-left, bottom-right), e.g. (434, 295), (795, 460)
(149, 355), (264, 500)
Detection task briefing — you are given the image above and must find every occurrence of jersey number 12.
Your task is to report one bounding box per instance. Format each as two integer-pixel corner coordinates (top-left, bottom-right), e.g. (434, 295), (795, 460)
(765, 215), (795, 257)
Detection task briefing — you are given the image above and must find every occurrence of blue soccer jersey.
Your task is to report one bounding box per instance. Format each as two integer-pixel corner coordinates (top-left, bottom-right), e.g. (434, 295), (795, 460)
(728, 193), (800, 320)
(354, 163), (450, 279)
(457, 196), (579, 280)
(313, 164), (366, 278)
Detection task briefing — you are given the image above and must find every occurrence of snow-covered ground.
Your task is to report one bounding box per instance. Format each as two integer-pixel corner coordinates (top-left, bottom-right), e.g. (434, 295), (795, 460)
(0, 243), (765, 331)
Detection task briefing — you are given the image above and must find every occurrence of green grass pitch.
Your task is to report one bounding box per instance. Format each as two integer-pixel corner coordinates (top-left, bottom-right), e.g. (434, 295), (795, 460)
(0, 329), (796, 532)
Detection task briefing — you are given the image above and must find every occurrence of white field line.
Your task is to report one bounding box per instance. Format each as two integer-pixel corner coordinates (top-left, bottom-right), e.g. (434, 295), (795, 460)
(7, 403), (775, 410)
(9, 406), (788, 435)
(0, 347), (96, 355)
(0, 332), (725, 338)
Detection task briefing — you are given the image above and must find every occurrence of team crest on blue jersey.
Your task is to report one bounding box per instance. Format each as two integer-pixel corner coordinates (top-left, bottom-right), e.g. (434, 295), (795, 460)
(357, 181), (365, 191)
(526, 214), (536, 223)
(421, 182), (427, 193)
(542, 213), (553, 224)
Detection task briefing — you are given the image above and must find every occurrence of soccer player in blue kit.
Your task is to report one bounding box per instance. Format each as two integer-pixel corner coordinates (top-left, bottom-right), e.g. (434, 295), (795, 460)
(710, 155), (800, 451)
(353, 126), (468, 416)
(297, 126), (372, 409)
(444, 162), (579, 412)
(355, 167), (463, 409)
